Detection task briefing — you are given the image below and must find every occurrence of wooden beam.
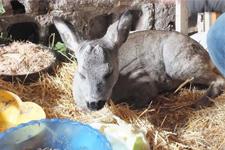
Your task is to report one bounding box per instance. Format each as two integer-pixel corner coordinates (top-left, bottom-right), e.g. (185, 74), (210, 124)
(175, 0), (188, 35)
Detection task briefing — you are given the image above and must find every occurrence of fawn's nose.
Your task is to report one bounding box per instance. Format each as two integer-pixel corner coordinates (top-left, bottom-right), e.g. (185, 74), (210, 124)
(87, 100), (106, 111)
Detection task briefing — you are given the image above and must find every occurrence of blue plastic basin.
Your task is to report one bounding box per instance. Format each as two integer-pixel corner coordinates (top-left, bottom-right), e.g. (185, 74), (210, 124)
(0, 119), (112, 150)
(207, 12), (225, 77)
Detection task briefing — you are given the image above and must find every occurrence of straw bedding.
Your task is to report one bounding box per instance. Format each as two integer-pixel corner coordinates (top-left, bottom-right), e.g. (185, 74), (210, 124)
(0, 61), (225, 150)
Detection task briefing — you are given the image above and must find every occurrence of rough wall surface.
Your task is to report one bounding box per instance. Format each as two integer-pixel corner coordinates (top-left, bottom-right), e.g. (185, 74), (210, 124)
(0, 0), (175, 43)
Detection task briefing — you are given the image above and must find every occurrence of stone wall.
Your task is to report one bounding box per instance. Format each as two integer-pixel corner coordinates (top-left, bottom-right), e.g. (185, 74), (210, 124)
(0, 0), (175, 44)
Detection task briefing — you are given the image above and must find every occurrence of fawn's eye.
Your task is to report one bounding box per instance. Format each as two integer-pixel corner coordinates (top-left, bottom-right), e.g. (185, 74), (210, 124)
(104, 70), (113, 79)
(79, 72), (86, 79)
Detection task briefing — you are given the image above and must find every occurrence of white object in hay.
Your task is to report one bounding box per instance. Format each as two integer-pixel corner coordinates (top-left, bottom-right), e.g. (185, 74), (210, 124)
(90, 117), (150, 150)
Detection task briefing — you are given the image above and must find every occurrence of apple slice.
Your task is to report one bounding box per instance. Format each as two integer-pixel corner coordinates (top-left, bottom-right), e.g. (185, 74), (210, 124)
(0, 89), (46, 132)
(17, 102), (46, 125)
(0, 89), (22, 131)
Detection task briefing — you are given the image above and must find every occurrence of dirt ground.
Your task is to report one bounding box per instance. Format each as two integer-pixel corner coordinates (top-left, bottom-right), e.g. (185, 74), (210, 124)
(0, 61), (225, 150)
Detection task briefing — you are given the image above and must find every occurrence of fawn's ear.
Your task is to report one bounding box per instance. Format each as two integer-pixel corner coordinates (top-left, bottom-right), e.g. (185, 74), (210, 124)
(53, 17), (83, 53)
(103, 10), (133, 48)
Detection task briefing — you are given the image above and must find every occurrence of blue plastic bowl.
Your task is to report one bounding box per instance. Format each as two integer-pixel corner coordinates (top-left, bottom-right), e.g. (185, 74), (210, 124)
(0, 119), (112, 150)
(207, 12), (225, 77)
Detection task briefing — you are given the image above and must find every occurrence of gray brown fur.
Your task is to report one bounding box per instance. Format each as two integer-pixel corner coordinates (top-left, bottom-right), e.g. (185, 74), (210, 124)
(54, 11), (225, 111)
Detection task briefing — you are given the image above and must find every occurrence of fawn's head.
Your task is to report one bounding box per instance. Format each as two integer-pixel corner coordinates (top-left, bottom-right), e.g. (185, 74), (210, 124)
(54, 11), (133, 111)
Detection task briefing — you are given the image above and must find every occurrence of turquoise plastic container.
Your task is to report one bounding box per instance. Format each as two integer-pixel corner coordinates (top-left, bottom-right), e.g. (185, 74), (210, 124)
(0, 119), (112, 150)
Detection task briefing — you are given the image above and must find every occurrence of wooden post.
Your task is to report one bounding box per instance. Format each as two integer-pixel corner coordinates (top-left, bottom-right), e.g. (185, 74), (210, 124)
(204, 12), (220, 32)
(197, 13), (205, 32)
(175, 0), (188, 35)
(197, 12), (221, 33)
(205, 12), (213, 32)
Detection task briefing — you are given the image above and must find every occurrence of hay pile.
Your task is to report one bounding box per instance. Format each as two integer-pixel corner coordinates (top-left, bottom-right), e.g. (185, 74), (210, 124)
(0, 61), (225, 150)
(0, 42), (55, 75)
